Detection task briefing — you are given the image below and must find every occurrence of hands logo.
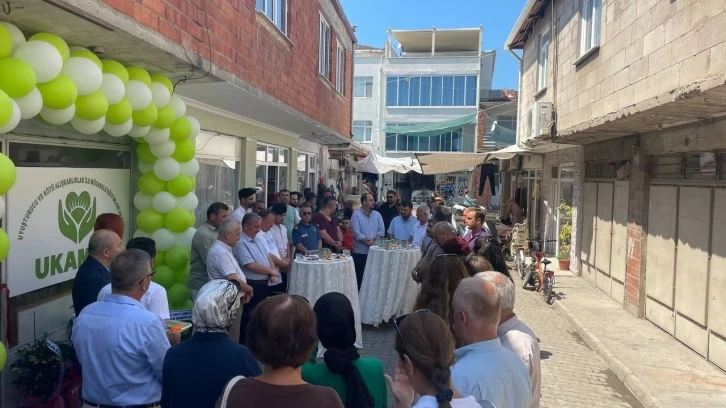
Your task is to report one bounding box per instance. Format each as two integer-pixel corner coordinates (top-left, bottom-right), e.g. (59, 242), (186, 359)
(58, 191), (97, 244)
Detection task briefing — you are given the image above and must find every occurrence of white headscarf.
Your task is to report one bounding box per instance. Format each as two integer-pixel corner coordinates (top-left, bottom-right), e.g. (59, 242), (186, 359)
(192, 280), (241, 333)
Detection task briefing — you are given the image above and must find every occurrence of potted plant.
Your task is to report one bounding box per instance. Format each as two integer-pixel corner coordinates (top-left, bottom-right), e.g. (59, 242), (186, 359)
(556, 202), (573, 271)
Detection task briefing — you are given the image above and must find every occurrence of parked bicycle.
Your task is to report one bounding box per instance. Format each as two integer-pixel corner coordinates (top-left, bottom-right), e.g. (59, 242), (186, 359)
(521, 238), (557, 304)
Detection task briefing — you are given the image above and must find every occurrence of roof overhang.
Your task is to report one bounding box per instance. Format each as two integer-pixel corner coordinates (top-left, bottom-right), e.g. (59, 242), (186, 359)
(391, 27), (481, 53)
(415, 153), (486, 175)
(504, 0), (552, 50)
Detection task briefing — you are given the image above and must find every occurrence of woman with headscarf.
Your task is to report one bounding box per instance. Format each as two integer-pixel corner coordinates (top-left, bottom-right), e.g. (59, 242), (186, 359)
(302, 293), (387, 408)
(162, 280), (261, 408)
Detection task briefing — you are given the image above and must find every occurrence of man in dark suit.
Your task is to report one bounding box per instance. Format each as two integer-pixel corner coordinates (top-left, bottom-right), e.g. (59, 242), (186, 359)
(71, 229), (124, 316)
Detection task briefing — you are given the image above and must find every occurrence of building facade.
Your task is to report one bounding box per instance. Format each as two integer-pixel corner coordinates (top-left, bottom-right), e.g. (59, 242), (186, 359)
(0, 0), (355, 404)
(506, 0), (726, 371)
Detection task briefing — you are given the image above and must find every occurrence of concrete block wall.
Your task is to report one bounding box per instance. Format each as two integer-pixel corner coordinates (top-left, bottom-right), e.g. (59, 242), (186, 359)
(517, 0), (726, 141)
(103, 0), (354, 138)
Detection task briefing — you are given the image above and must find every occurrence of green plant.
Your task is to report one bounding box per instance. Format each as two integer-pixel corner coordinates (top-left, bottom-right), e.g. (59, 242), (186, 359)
(10, 336), (72, 401)
(557, 201), (573, 260)
(557, 244), (571, 260)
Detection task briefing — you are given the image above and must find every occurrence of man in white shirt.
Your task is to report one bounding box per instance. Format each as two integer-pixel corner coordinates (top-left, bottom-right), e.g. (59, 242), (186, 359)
(230, 188), (257, 224)
(477, 271), (541, 407)
(258, 208), (290, 275)
(451, 277), (532, 408)
(409, 205), (430, 247)
(270, 203), (289, 259)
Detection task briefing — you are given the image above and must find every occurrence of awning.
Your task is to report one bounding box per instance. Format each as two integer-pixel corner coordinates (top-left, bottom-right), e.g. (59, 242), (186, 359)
(484, 145), (532, 161)
(383, 113), (478, 137)
(415, 153), (487, 175)
(489, 121), (516, 144)
(346, 152), (422, 174)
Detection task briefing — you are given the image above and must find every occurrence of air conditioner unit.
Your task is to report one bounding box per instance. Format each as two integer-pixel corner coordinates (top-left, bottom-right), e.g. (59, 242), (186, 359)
(527, 101), (553, 141)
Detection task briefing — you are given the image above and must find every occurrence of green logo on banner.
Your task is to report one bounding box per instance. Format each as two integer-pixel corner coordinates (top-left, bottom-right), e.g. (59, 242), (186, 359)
(58, 191), (97, 244)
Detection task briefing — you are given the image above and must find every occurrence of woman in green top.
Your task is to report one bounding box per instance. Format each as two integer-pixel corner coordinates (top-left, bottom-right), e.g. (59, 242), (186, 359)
(302, 293), (387, 408)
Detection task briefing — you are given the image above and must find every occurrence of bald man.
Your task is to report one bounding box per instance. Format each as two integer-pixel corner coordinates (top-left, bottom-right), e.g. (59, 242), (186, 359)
(72, 229), (125, 316)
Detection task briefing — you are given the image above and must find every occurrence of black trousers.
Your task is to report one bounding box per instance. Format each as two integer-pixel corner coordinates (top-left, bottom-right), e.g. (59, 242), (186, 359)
(352, 253), (368, 290)
(239, 280), (278, 345)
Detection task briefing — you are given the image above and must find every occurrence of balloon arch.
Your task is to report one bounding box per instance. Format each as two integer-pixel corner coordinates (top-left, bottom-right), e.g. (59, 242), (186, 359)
(0, 23), (201, 313)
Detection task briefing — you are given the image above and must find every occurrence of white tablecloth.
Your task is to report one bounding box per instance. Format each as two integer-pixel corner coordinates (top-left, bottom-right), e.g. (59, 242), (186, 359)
(288, 257), (362, 352)
(359, 246), (422, 327)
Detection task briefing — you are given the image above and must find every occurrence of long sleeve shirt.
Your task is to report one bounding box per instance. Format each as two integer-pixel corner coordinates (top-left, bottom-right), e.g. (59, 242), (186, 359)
(350, 209), (385, 255)
(498, 316), (541, 408)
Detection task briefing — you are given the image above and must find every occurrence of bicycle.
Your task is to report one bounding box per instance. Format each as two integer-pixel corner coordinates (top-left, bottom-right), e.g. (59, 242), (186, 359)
(521, 239), (557, 300)
(506, 222), (529, 280)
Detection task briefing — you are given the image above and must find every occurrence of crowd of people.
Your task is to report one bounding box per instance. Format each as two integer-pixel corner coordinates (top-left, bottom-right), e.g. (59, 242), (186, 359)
(67, 187), (540, 408)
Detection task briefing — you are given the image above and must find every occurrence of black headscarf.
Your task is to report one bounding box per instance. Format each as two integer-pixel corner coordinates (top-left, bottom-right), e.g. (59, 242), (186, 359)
(314, 293), (375, 408)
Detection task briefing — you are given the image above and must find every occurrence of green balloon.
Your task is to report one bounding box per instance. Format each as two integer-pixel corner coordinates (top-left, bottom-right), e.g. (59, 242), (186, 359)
(189, 176), (196, 190)
(169, 117), (192, 141)
(154, 105), (175, 129)
(151, 74), (174, 94)
(138, 172), (166, 196)
(174, 264), (190, 285)
(0, 228), (9, 262)
(172, 139), (195, 163)
(29, 32), (70, 62)
(132, 103), (158, 127)
(0, 24), (11, 59)
(101, 59), (129, 85)
(132, 136), (147, 144)
(70, 48), (102, 70)
(166, 175), (192, 197)
(165, 207), (191, 233)
(189, 211), (196, 226)
(181, 299), (194, 310)
(155, 251), (166, 268)
(0, 58), (36, 98)
(152, 265), (176, 289)
(37, 74), (77, 109)
(166, 246), (191, 269)
(0, 340), (7, 372)
(167, 283), (190, 307)
(137, 208), (165, 232)
(106, 99), (132, 124)
(0, 89), (12, 128)
(127, 66), (151, 86)
(136, 143), (157, 164)
(75, 90), (108, 120)
(0, 152), (17, 195)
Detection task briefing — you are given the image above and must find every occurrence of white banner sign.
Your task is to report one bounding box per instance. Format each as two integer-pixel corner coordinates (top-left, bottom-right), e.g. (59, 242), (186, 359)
(6, 168), (130, 297)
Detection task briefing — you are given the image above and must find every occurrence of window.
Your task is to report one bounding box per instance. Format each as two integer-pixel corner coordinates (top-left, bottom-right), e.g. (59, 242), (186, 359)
(318, 15), (331, 77)
(335, 42), (345, 94)
(256, 0), (287, 35)
(256, 143), (289, 205)
(385, 75), (478, 107)
(384, 126), (464, 152)
(580, 0), (602, 56)
(537, 28), (551, 91)
(495, 115), (518, 133)
(352, 120), (373, 142)
(354, 76), (373, 97)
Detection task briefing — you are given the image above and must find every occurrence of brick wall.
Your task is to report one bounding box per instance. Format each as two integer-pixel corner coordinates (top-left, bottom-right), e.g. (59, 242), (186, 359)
(104, 0), (354, 138)
(625, 145), (648, 316)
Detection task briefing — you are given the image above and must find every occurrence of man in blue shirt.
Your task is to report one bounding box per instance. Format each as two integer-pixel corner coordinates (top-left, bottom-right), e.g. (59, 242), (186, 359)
(292, 204), (322, 254)
(72, 249), (170, 407)
(71, 229), (124, 316)
(350, 193), (385, 289)
(387, 200), (417, 241)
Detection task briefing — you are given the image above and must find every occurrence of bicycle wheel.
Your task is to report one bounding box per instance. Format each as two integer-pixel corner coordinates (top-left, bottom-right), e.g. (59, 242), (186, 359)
(517, 251), (526, 279)
(543, 275), (554, 304)
(523, 269), (533, 289)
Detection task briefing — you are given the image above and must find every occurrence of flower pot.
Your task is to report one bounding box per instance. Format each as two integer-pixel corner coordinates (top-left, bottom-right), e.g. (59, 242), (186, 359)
(558, 259), (570, 271)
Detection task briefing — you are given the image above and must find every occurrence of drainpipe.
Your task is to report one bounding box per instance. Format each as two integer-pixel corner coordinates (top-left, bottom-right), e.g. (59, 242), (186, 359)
(506, 48), (523, 147)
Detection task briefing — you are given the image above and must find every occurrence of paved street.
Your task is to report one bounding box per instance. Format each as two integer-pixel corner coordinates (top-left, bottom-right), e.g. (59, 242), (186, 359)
(359, 277), (643, 408)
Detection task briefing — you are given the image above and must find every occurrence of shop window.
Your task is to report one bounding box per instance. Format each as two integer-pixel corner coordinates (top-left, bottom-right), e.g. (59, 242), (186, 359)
(195, 158), (239, 226)
(651, 153), (722, 181)
(585, 160), (629, 179)
(257, 143), (290, 205)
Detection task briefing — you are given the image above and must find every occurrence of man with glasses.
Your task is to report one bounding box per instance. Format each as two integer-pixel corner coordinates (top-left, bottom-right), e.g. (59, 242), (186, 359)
(377, 190), (400, 233)
(292, 204), (322, 255)
(350, 193), (385, 289)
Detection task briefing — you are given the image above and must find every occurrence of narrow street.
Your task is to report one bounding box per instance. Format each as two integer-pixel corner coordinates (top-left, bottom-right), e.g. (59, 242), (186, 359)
(360, 276), (644, 408)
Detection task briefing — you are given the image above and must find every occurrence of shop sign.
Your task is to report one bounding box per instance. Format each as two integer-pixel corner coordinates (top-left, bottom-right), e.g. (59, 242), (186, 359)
(6, 168), (130, 297)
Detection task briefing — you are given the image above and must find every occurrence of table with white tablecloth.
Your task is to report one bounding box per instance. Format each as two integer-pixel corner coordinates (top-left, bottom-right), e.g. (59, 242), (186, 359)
(288, 257), (362, 350)
(359, 246), (422, 327)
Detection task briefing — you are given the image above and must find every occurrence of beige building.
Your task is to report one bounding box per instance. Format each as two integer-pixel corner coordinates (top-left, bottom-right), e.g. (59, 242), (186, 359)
(503, 0), (726, 371)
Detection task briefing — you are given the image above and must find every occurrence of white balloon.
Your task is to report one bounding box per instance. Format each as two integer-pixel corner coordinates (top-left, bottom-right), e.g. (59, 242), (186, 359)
(39, 105), (75, 124)
(62, 57), (103, 95)
(187, 116), (201, 138)
(0, 196), (5, 219)
(128, 125), (150, 138)
(168, 94), (186, 118)
(100, 73), (125, 105)
(1, 22), (26, 54)
(143, 127), (170, 145)
(150, 140), (175, 158)
(70, 116), (105, 134)
(176, 193), (199, 212)
(0, 100), (21, 134)
(133, 229), (152, 239)
(152, 191), (177, 214)
(103, 119), (133, 137)
(175, 227), (197, 250)
(138, 161), (153, 174)
(179, 158), (200, 177)
(13, 87), (43, 119)
(14, 41), (63, 83)
(153, 157), (181, 181)
(150, 82), (171, 108)
(152, 228), (176, 251)
(133, 192), (153, 211)
(125, 80), (152, 111)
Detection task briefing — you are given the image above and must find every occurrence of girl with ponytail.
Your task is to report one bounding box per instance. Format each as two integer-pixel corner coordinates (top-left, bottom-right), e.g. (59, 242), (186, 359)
(385, 310), (481, 408)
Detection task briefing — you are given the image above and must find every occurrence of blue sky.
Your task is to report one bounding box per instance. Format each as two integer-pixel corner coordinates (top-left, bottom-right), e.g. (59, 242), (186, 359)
(339, 0), (528, 90)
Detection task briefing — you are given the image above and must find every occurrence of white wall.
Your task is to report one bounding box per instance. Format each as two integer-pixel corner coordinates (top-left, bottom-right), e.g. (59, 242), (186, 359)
(352, 55), (383, 153)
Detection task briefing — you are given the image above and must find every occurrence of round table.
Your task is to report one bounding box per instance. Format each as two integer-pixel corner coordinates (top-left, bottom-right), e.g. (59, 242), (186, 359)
(359, 246), (422, 327)
(288, 257), (362, 352)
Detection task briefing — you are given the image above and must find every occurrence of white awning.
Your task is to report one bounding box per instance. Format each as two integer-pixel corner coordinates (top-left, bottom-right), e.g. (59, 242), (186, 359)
(485, 145), (533, 161)
(346, 152), (422, 174)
